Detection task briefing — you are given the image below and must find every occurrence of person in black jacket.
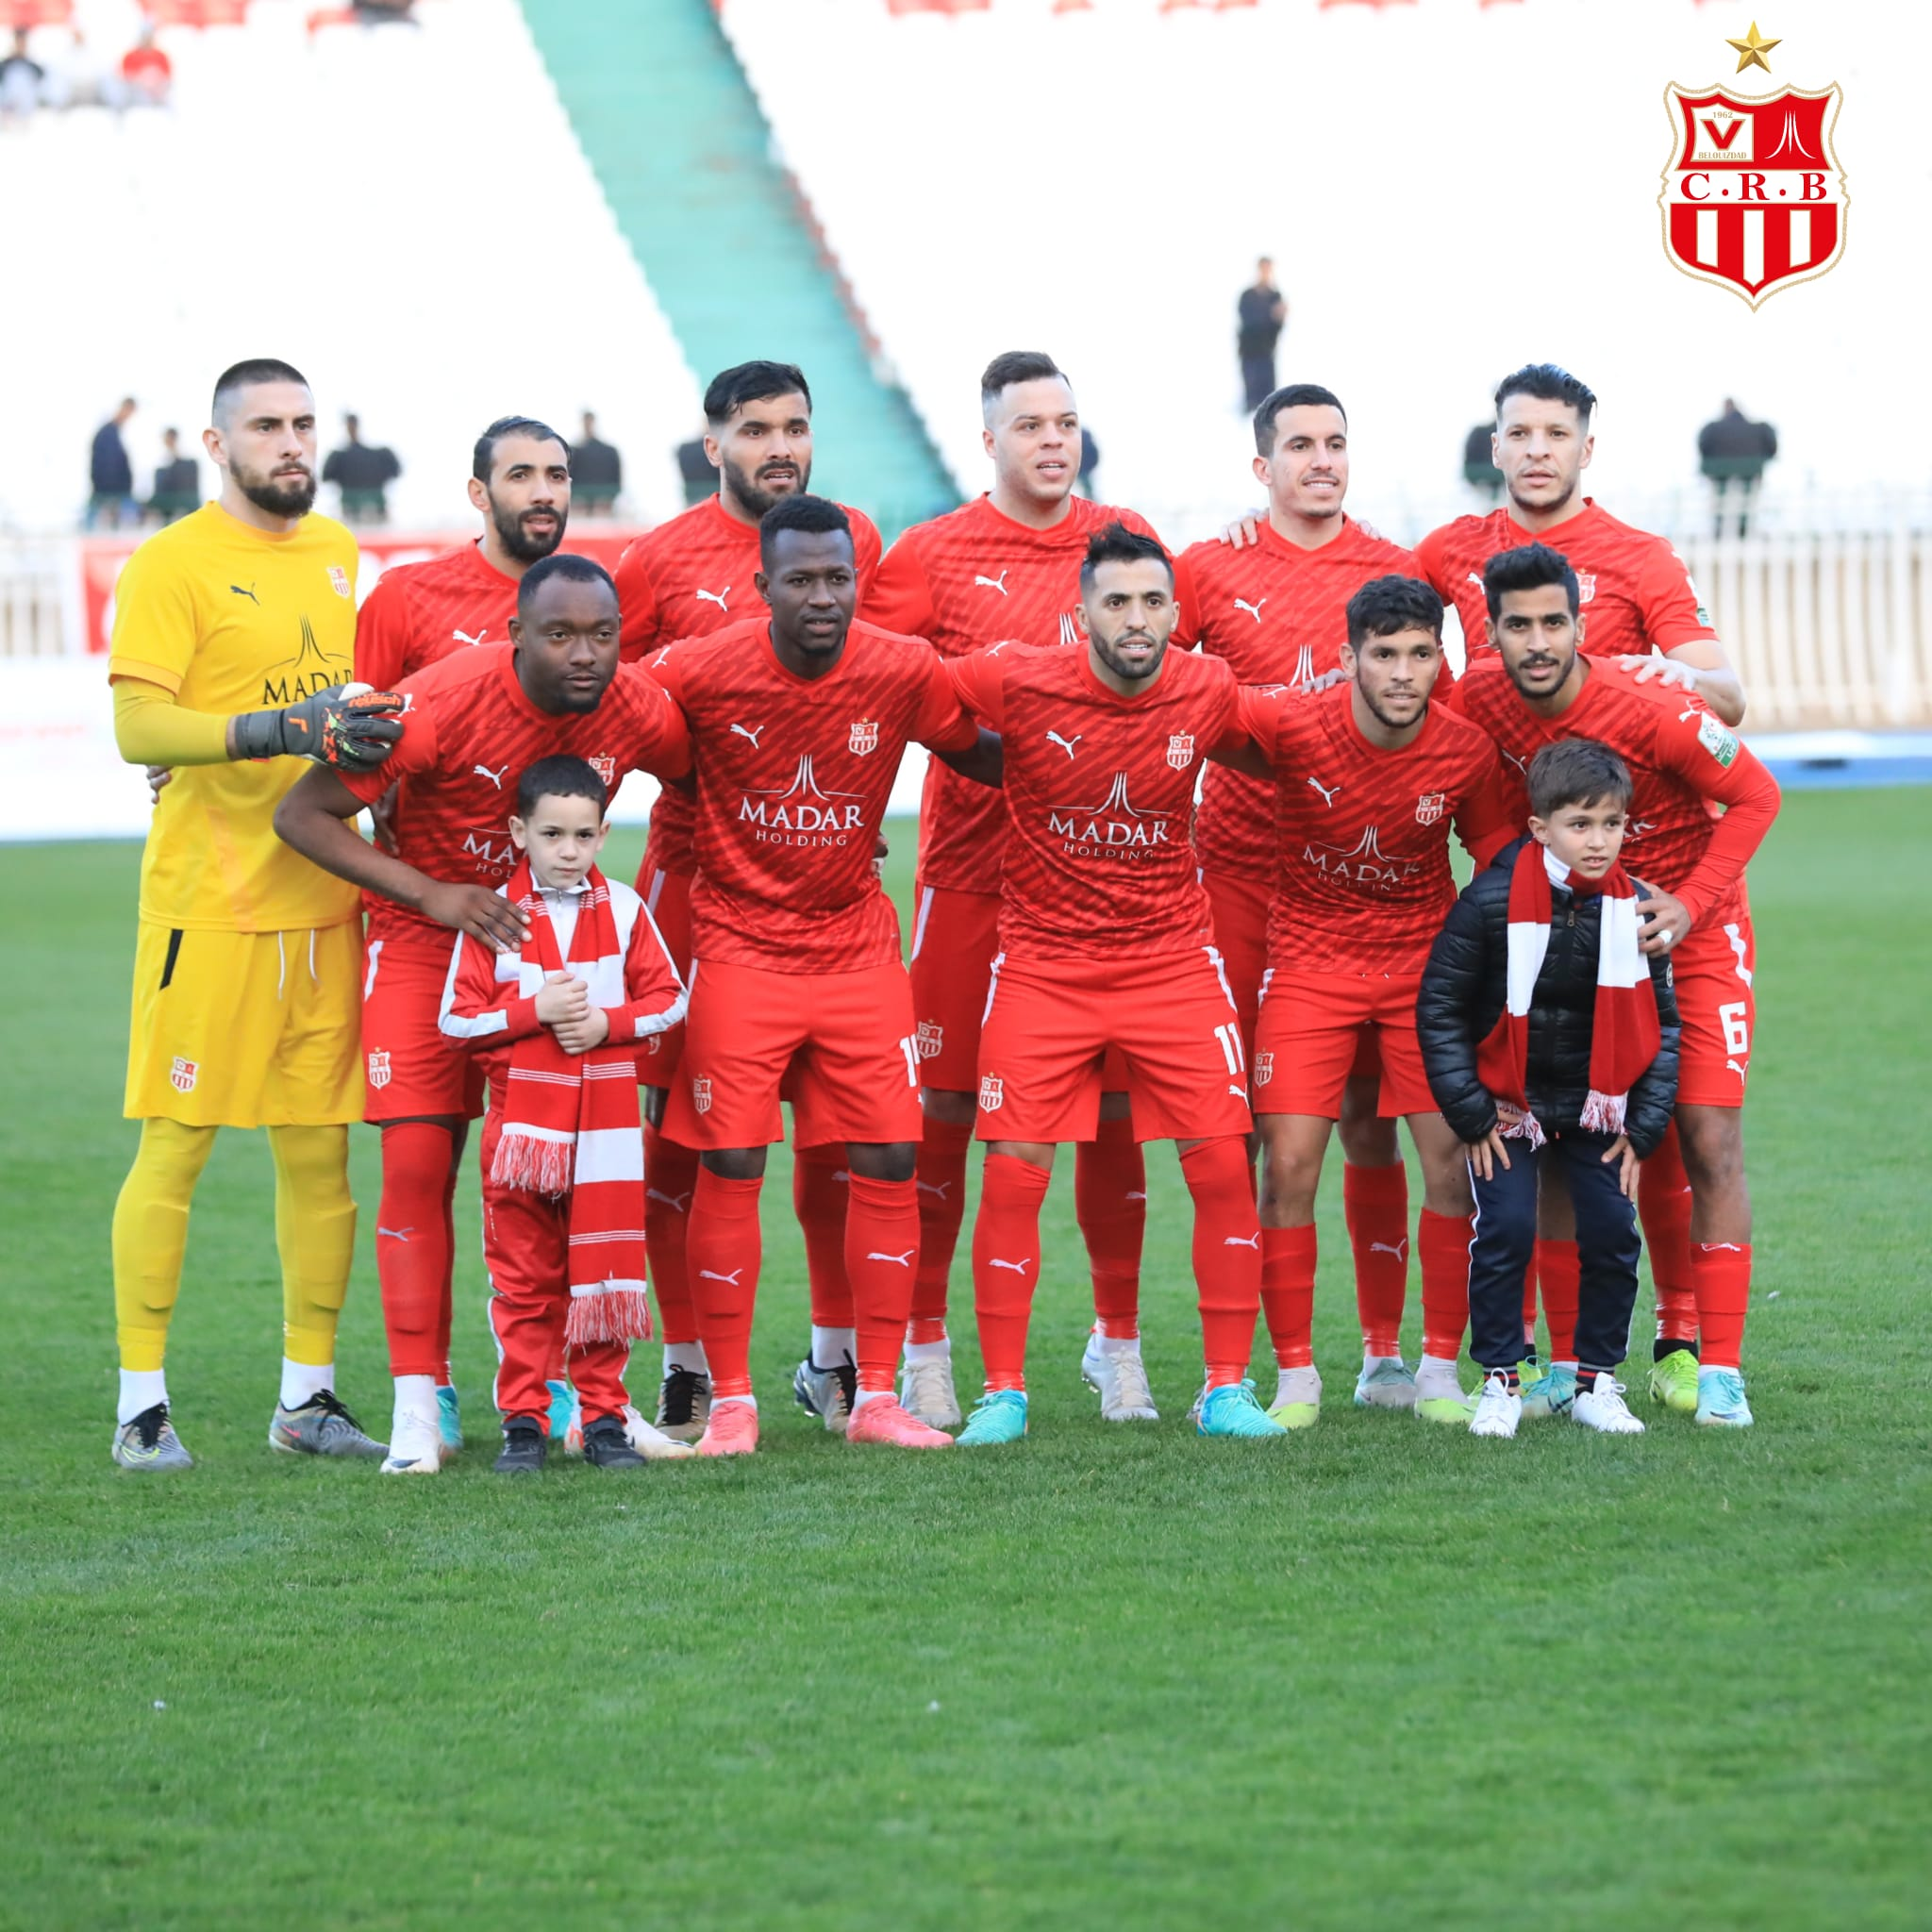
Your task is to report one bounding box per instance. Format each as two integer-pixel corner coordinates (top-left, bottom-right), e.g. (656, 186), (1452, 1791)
(1418, 739), (1679, 1439)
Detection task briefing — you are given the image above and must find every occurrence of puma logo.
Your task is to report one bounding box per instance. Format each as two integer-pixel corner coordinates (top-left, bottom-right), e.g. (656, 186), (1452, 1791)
(1725, 1058), (1748, 1080)
(646, 1189), (691, 1213)
(229, 583), (258, 603)
(1045, 731), (1081, 758)
(377, 1225), (413, 1241)
(866, 1249), (916, 1267)
(1125, 1191), (1147, 1203)
(474, 763), (510, 789)
(915, 1179), (951, 1200)
(1307, 776), (1341, 807)
(1500, 748), (1529, 775)
(1370, 1238), (1409, 1261)
(1677, 702), (1704, 724)
(695, 587), (730, 612)
(1234, 597), (1266, 623)
(729, 723), (767, 748)
(988, 1257), (1032, 1274)
(1699, 1241), (1744, 1253)
(452, 627), (487, 647)
(697, 1267), (743, 1285)
(651, 645), (675, 668)
(1224, 1232), (1261, 1249)
(974, 571), (1009, 595)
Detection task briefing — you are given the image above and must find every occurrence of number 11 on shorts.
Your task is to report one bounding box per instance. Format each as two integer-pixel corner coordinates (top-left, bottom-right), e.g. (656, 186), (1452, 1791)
(1214, 1022), (1245, 1076)
(898, 1035), (920, 1086)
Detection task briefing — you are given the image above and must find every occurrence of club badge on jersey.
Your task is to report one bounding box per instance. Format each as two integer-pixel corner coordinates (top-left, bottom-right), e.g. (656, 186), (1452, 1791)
(916, 1022), (943, 1059)
(849, 720), (880, 757)
(1254, 1052), (1274, 1087)
(691, 1076), (713, 1115)
(1415, 792), (1448, 826)
(1166, 734), (1196, 771)
(367, 1050), (391, 1091)
(170, 1056), (198, 1092)
(589, 755), (617, 787)
(978, 1074), (1004, 1112)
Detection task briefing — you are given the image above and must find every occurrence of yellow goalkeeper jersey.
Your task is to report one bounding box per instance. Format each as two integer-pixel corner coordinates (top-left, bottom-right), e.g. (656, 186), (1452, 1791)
(108, 502), (363, 933)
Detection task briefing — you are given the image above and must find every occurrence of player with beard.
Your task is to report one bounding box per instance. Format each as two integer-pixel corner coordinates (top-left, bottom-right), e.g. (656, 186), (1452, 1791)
(1221, 576), (1514, 1425)
(1175, 384), (1441, 1411)
(107, 358), (405, 1469)
(1417, 367), (1752, 1377)
(615, 362), (884, 1442)
(1456, 545), (1779, 1425)
(866, 351), (1167, 1431)
(273, 555), (693, 1471)
(944, 526), (1278, 1444)
(350, 416), (573, 1459)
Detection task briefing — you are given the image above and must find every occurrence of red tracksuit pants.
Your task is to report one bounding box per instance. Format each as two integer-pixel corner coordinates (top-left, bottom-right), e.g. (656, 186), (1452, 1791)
(480, 1111), (629, 1430)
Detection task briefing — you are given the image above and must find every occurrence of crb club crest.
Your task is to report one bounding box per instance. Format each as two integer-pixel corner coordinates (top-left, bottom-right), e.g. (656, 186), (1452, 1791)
(1253, 1051), (1274, 1088)
(1659, 80), (1846, 307)
(977, 1074), (1004, 1112)
(1576, 573), (1597, 605)
(169, 1056), (198, 1092)
(1415, 792), (1449, 826)
(848, 719), (879, 757)
(915, 1021), (943, 1060)
(588, 755), (617, 787)
(327, 564), (352, 599)
(367, 1050), (391, 1090)
(691, 1076), (713, 1115)
(1166, 733), (1196, 771)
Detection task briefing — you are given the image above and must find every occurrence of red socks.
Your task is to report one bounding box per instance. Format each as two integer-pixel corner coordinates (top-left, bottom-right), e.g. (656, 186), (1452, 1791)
(686, 1169), (763, 1400)
(377, 1122), (457, 1380)
(1418, 1208), (1474, 1361)
(643, 1123), (701, 1346)
(1639, 1124), (1699, 1344)
(792, 1141), (854, 1329)
(1259, 1224), (1316, 1370)
(972, 1153), (1050, 1391)
(844, 1174), (920, 1393)
(1075, 1114), (1145, 1338)
(1180, 1138), (1260, 1383)
(909, 1112), (973, 1343)
(1535, 1238), (1581, 1361)
(1692, 1241), (1752, 1369)
(1342, 1161), (1408, 1357)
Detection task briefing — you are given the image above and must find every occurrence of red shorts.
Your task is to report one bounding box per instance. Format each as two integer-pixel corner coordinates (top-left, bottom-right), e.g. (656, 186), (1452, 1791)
(662, 956), (924, 1149)
(975, 947), (1253, 1145)
(361, 927), (485, 1124)
(634, 864), (693, 1084)
(1252, 968), (1432, 1120)
(1672, 913), (1757, 1108)
(1200, 866), (1269, 1058)
(910, 881), (1130, 1096)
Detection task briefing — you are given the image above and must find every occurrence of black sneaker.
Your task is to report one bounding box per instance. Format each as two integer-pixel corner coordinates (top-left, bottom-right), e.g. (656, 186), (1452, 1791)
(581, 1416), (647, 1469)
(791, 1355), (857, 1434)
(493, 1417), (548, 1474)
(655, 1365), (711, 1443)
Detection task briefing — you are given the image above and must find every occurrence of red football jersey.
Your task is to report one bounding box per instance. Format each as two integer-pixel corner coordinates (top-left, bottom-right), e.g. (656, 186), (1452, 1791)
(1174, 516), (1424, 885)
(353, 541), (520, 691)
(867, 494), (1163, 893)
(338, 644), (691, 943)
(1239, 682), (1513, 976)
(652, 616), (976, 974)
(947, 641), (1241, 962)
(615, 495), (883, 876)
(1452, 658), (1779, 930)
(1413, 498), (1720, 668)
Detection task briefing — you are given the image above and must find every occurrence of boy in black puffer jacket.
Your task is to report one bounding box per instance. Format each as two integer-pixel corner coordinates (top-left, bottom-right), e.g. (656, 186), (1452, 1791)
(1418, 740), (1679, 1439)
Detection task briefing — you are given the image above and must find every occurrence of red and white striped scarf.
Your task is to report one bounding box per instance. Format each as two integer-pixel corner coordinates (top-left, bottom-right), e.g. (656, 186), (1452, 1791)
(489, 857), (651, 1348)
(1474, 841), (1659, 1148)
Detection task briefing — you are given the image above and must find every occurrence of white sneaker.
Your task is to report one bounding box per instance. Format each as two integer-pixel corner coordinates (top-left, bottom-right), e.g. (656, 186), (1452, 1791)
(900, 1350), (962, 1429)
(1079, 1329), (1158, 1421)
(1468, 1372), (1522, 1439)
(1266, 1364), (1322, 1429)
(1572, 1373), (1645, 1434)
(621, 1404), (698, 1460)
(380, 1406), (446, 1474)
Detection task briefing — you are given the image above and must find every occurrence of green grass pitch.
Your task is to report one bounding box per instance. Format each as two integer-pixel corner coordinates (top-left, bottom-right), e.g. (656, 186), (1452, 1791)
(2, 790), (1927, 1930)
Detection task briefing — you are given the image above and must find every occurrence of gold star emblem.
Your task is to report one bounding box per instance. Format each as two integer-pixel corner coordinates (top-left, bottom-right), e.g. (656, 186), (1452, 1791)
(1726, 22), (1780, 74)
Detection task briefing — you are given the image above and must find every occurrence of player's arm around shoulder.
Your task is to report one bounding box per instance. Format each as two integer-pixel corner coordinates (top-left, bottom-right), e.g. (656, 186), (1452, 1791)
(1416, 853), (1513, 1143)
(916, 639), (1002, 788)
(1209, 678), (1286, 781)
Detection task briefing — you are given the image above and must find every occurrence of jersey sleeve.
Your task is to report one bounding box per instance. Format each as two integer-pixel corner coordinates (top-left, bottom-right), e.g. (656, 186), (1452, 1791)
(337, 700), (438, 807)
(1410, 523), (1452, 600)
(865, 530), (936, 639)
(438, 925), (541, 1045)
(913, 648), (983, 752)
(1634, 540), (1722, 652)
(352, 572), (413, 691)
(1235, 681), (1291, 763)
(106, 541), (202, 693)
(943, 649), (1008, 730)
(607, 893), (690, 1045)
(1167, 546), (1202, 652)
(621, 673), (692, 781)
(1647, 707), (1781, 926)
(615, 540), (663, 662)
(850, 509), (887, 619)
(1453, 744), (1518, 869)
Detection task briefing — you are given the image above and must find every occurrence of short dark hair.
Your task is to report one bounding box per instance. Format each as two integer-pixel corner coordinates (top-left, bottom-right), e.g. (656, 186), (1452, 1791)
(515, 753), (608, 822)
(1528, 739), (1632, 820)
(473, 414), (567, 483)
(703, 360), (811, 426)
(1493, 362), (1597, 427)
(1079, 522), (1173, 591)
(1254, 382), (1346, 457)
(981, 351), (1066, 418)
(1483, 542), (1580, 619)
(518, 551), (615, 611)
(1345, 575), (1443, 647)
(758, 491), (852, 565)
(211, 358), (308, 424)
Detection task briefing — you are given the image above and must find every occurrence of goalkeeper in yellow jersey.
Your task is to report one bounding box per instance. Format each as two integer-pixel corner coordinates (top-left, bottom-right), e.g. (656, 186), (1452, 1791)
(108, 358), (405, 1470)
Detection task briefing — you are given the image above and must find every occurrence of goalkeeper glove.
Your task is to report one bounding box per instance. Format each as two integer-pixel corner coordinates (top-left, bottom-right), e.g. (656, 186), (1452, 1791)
(233, 682), (406, 772)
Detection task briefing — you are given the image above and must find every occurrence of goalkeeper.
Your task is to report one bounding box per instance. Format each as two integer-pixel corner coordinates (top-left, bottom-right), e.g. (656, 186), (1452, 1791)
(106, 358), (405, 1472)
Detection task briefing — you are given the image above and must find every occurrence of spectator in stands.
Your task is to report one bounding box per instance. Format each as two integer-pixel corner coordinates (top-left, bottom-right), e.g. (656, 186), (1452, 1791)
(120, 27), (172, 108)
(149, 429), (200, 525)
(322, 413), (402, 525)
(1078, 425), (1099, 498)
(675, 425), (712, 508)
(88, 399), (139, 528)
(573, 409), (623, 516)
(1462, 421), (1504, 504)
(0, 29), (44, 123)
(1698, 397), (1778, 537)
(1237, 257), (1288, 411)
